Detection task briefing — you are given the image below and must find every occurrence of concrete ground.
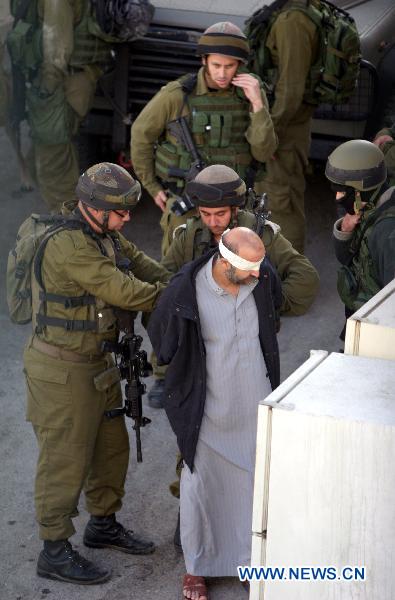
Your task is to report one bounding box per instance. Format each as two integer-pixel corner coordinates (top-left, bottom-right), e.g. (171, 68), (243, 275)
(0, 126), (343, 600)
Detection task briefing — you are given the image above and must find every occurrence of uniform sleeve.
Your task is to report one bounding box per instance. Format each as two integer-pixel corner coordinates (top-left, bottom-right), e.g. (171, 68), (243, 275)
(369, 221), (395, 287)
(266, 230), (320, 315)
(267, 11), (317, 134)
(160, 229), (188, 274)
(40, 0), (75, 92)
(332, 217), (354, 265)
(245, 90), (278, 162)
(147, 281), (181, 365)
(117, 233), (171, 283)
(131, 85), (184, 198)
(61, 237), (166, 312)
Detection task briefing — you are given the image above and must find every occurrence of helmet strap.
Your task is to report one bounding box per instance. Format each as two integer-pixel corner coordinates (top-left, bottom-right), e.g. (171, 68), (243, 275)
(101, 210), (110, 232)
(81, 203), (108, 233)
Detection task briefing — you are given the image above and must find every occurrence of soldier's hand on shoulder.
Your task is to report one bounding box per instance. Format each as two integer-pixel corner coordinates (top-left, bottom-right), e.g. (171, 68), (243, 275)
(154, 190), (167, 212)
(231, 73), (263, 112)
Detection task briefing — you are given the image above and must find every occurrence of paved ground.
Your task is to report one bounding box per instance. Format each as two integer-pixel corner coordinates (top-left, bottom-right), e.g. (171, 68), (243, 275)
(0, 126), (343, 600)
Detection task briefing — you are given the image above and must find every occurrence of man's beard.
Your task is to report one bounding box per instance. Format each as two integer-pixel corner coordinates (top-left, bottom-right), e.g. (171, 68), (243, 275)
(225, 264), (254, 286)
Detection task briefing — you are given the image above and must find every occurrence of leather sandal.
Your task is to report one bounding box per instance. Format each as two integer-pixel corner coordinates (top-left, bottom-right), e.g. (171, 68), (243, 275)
(182, 573), (209, 599)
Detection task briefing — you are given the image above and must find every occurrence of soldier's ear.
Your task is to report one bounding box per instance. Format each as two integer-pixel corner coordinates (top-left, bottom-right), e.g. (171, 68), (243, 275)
(202, 56), (207, 66)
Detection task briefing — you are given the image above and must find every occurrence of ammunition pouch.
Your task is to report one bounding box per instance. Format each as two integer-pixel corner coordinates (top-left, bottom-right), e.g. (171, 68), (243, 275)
(7, 19), (42, 78)
(26, 84), (74, 145)
(155, 140), (193, 192)
(93, 366), (121, 392)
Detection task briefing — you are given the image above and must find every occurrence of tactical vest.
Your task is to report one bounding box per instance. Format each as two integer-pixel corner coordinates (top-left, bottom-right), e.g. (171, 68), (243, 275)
(32, 228), (120, 356)
(337, 195), (395, 311)
(69, 0), (113, 68)
(182, 210), (275, 263)
(155, 75), (264, 191)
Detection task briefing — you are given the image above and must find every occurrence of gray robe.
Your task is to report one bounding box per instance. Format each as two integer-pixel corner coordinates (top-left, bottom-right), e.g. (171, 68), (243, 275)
(180, 257), (272, 576)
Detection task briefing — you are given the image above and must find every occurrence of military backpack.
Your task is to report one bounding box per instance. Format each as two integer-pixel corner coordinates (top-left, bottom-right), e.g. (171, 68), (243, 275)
(7, 214), (98, 326)
(244, 0), (361, 106)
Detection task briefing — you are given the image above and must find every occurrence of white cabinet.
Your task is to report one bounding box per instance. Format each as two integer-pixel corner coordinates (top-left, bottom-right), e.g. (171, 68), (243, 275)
(250, 351), (395, 600)
(345, 278), (395, 360)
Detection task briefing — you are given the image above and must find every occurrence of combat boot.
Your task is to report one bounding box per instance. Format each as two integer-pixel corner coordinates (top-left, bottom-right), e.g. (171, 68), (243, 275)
(83, 514), (155, 555)
(37, 540), (111, 585)
(147, 378), (165, 408)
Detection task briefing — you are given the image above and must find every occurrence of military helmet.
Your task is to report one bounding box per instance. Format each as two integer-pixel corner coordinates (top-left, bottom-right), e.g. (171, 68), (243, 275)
(196, 22), (250, 64)
(325, 140), (387, 192)
(186, 165), (246, 207)
(76, 163), (141, 210)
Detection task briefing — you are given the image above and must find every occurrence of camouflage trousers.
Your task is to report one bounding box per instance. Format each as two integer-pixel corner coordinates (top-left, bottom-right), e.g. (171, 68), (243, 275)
(255, 106), (315, 254)
(24, 340), (129, 541)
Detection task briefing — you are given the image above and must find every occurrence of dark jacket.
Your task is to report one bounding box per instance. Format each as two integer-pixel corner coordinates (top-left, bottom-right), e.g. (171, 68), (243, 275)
(147, 249), (281, 471)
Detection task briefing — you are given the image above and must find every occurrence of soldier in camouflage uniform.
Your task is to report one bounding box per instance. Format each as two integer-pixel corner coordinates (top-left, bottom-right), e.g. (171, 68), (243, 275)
(373, 123), (395, 186)
(16, 0), (114, 212)
(163, 165), (320, 313)
(326, 140), (395, 336)
(10, 0), (152, 213)
(131, 21), (277, 256)
(254, 2), (319, 254)
(23, 163), (170, 585)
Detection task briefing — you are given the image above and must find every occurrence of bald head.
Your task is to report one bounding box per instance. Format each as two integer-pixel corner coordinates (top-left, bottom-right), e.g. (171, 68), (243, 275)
(214, 227), (265, 288)
(222, 227), (265, 259)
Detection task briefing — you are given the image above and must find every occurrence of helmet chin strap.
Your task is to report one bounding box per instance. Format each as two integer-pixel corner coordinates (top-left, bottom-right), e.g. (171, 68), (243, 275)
(102, 210), (110, 232)
(82, 203), (110, 233)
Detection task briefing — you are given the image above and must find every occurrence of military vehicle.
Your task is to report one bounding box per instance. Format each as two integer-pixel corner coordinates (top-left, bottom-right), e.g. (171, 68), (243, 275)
(79, 0), (395, 166)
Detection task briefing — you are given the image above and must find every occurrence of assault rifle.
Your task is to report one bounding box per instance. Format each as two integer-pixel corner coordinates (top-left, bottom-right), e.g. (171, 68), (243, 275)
(247, 189), (271, 237)
(166, 116), (206, 216)
(103, 261), (151, 463)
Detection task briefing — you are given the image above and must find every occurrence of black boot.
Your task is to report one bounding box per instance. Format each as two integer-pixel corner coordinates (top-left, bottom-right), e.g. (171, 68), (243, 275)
(37, 540), (111, 585)
(83, 514), (155, 555)
(173, 509), (183, 554)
